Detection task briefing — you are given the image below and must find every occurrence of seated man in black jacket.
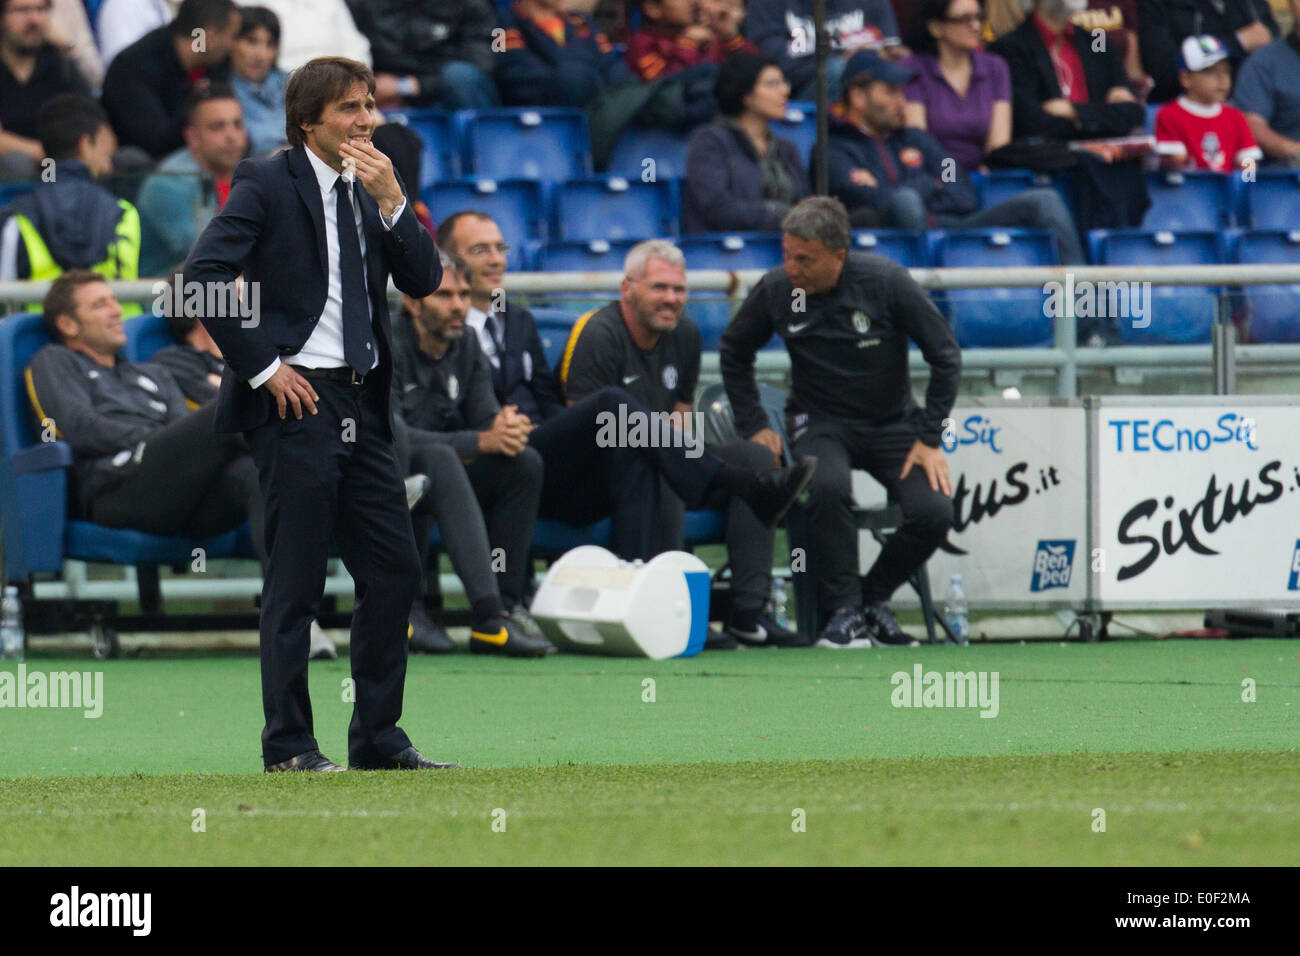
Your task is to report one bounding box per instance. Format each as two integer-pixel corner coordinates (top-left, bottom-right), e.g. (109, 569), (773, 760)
(1138, 0), (1279, 104)
(826, 50), (1085, 263)
(990, 0), (1146, 141)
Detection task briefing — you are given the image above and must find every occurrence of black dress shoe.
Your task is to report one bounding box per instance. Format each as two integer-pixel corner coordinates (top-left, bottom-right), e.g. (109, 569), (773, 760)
(748, 457), (818, 526)
(265, 750), (345, 772)
(409, 601), (456, 654)
(350, 746), (460, 770)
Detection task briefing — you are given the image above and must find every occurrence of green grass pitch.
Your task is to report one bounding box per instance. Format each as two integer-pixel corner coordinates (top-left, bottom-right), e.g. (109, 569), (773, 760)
(1, 640), (1296, 865)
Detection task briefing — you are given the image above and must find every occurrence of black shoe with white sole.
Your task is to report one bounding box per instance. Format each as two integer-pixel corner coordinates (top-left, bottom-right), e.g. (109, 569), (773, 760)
(725, 610), (808, 648)
(862, 602), (919, 647)
(815, 606), (870, 648)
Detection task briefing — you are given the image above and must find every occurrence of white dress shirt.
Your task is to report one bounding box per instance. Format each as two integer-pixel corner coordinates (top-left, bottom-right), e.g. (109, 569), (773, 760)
(249, 146), (405, 387)
(465, 304), (506, 370)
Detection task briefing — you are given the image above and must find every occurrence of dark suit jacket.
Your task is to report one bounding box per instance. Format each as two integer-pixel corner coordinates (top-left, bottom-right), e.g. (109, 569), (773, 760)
(989, 17), (1145, 141)
(493, 299), (565, 425)
(183, 144), (440, 434)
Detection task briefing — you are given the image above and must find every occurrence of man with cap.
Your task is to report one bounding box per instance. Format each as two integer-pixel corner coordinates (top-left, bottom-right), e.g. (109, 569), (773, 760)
(721, 195), (960, 649)
(824, 49), (1085, 263)
(1155, 36), (1263, 171)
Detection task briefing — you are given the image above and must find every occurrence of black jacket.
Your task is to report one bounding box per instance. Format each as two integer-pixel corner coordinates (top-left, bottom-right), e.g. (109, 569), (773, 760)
(183, 145), (439, 434)
(720, 253), (960, 447)
(487, 299), (565, 425)
(101, 25), (230, 159)
(683, 119), (809, 233)
(1138, 0), (1279, 103)
(345, 0), (496, 107)
(0, 162), (128, 277)
(989, 17), (1144, 141)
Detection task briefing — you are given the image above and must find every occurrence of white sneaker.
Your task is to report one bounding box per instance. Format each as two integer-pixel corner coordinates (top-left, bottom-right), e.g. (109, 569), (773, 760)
(309, 620), (338, 660)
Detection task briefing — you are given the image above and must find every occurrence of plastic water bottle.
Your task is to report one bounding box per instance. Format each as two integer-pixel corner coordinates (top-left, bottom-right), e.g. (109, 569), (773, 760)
(770, 577), (790, 630)
(943, 574), (969, 643)
(1, 586), (23, 662)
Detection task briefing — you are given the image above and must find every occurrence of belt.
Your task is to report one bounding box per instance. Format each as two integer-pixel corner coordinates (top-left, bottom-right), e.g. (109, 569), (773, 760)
(289, 365), (367, 385)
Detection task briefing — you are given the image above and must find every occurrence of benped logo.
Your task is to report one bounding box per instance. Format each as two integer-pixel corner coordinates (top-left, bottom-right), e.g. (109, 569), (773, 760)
(1289, 540), (1300, 591)
(1031, 539), (1075, 592)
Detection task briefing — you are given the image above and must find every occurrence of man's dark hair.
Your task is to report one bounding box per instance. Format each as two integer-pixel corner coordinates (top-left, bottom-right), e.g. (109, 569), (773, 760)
(37, 94), (110, 162)
(781, 196), (852, 251)
(435, 210), (493, 251)
(237, 4), (280, 44)
(284, 56), (375, 148)
(906, 0), (984, 56)
(42, 269), (107, 343)
(184, 83), (241, 128)
(170, 0), (239, 36)
(163, 270), (198, 342)
(435, 248), (472, 283)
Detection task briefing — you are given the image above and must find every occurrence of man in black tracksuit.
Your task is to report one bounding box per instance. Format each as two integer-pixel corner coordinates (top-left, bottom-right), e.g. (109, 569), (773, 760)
(721, 196), (960, 648)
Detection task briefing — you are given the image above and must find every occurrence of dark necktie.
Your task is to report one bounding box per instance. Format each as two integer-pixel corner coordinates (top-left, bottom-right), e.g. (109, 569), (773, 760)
(487, 313), (506, 392)
(334, 177), (373, 376)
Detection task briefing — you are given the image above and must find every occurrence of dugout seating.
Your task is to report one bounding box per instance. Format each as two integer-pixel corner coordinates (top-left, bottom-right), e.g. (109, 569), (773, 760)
(1241, 170), (1300, 231)
(1231, 229), (1300, 344)
(1142, 171), (1236, 231)
(423, 178), (547, 271)
(535, 238), (639, 273)
(933, 228), (1058, 348)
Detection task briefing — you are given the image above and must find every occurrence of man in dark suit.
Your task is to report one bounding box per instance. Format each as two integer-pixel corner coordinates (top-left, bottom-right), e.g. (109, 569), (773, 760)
(184, 56), (447, 773)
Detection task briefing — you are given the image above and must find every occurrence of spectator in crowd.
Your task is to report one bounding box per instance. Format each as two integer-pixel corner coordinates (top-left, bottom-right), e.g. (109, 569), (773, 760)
(1232, 0), (1300, 164)
(989, 0), (1144, 141)
(96, 0), (180, 71)
(700, 0), (759, 55)
(229, 5), (286, 156)
(102, 0), (239, 160)
(627, 0), (723, 80)
(983, 1), (1147, 90)
(0, 0), (90, 178)
(137, 86), (248, 278)
(826, 51), (1085, 259)
(48, 0), (101, 90)
(561, 238), (816, 648)
(245, 0), (370, 72)
(0, 95), (139, 284)
(1155, 36), (1262, 171)
(746, 0), (905, 101)
(496, 0), (617, 107)
(901, 0), (1011, 171)
(26, 270), (268, 571)
(721, 197), (957, 649)
(1138, 0), (1278, 103)
(344, 0), (497, 110)
(391, 252), (552, 658)
(683, 52), (808, 233)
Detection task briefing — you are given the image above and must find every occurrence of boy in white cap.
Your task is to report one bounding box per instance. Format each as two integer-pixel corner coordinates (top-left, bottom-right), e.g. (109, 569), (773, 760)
(1155, 35), (1263, 172)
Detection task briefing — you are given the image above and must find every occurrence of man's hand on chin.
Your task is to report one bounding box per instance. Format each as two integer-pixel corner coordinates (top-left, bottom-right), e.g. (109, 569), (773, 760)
(340, 139), (403, 219)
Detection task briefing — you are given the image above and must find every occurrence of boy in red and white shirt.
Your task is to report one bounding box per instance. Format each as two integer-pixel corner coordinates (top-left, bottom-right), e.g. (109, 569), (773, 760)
(1155, 35), (1262, 173)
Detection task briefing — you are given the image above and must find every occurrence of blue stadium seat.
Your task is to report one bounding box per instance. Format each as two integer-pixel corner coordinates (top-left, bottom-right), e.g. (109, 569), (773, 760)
(1144, 102), (1160, 134)
(933, 228), (1058, 347)
(773, 101), (817, 164)
(537, 238), (639, 272)
(978, 169), (1043, 209)
(528, 307), (579, 372)
(0, 314), (250, 585)
(1232, 229), (1300, 343)
(460, 108), (592, 183)
(1142, 171), (1234, 230)
(386, 109), (459, 190)
(678, 234), (784, 348)
(1242, 170), (1300, 230)
(124, 313), (173, 363)
(1090, 228), (1223, 344)
(552, 176), (678, 241)
(851, 230), (929, 267)
(423, 178), (547, 270)
(607, 126), (690, 181)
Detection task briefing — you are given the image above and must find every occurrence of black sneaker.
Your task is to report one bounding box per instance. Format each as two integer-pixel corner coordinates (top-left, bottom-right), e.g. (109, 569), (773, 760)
(862, 602), (920, 647)
(505, 603), (552, 650)
(815, 606), (870, 649)
(704, 627), (739, 650)
(409, 601), (456, 654)
(748, 457), (818, 526)
(725, 610), (808, 648)
(470, 616), (550, 657)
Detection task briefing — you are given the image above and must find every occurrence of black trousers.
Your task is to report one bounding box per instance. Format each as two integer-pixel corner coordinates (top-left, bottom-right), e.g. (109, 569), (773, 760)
(530, 387), (723, 561)
(401, 423), (542, 608)
(793, 415), (953, 613)
(88, 402), (267, 564)
(247, 379), (421, 767)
